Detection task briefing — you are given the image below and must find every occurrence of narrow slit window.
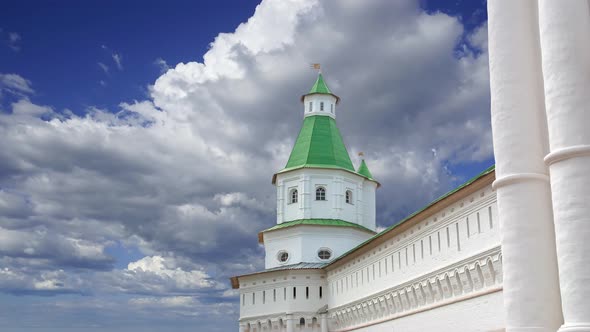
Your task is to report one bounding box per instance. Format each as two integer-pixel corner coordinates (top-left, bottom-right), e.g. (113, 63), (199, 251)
(331, 103), (334, 113)
(477, 212), (481, 233)
(319, 286), (323, 299)
(320, 102), (324, 111)
(284, 287), (286, 300)
(466, 217), (471, 238)
(309, 101), (313, 112)
(273, 289), (276, 302)
(306, 287), (309, 299)
(293, 287), (297, 299)
(262, 290), (265, 304)
(456, 223), (461, 251)
(489, 206), (493, 228)
(252, 293), (255, 305)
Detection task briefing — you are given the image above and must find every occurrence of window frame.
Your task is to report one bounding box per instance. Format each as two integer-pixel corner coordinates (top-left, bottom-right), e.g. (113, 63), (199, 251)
(289, 188), (298, 204)
(345, 189), (353, 205)
(277, 250), (290, 264)
(317, 248), (333, 261)
(315, 186), (327, 201)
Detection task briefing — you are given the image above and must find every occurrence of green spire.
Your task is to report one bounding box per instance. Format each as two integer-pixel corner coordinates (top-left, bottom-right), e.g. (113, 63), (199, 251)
(357, 159), (374, 179)
(308, 73), (332, 94)
(283, 115), (355, 172)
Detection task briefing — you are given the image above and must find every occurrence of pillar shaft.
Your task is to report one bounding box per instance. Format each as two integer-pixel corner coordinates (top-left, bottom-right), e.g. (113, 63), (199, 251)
(488, 1), (563, 331)
(286, 314), (294, 332)
(320, 314), (328, 332)
(538, 1), (590, 331)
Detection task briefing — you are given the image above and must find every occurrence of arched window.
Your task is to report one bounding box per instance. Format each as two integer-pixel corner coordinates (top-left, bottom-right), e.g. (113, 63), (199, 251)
(345, 190), (353, 204)
(289, 189), (298, 204)
(320, 102), (324, 111)
(316, 187), (326, 201)
(299, 318), (306, 327)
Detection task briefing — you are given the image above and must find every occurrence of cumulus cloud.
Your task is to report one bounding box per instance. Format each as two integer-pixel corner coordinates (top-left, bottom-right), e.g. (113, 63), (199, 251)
(0, 0), (491, 330)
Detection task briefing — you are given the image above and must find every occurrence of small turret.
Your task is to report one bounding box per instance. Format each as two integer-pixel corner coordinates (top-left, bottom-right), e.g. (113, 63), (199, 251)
(301, 73), (339, 119)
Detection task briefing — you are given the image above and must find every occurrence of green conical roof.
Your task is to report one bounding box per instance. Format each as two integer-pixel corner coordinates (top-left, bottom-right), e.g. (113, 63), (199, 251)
(283, 115), (355, 172)
(309, 73), (332, 94)
(301, 73), (340, 103)
(357, 159), (374, 179)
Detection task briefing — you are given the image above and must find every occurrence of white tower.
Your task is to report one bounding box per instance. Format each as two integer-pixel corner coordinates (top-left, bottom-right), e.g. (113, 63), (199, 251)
(261, 73), (379, 269)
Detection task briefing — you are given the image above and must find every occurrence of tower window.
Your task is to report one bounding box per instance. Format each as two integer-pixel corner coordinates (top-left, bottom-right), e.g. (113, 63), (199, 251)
(320, 102), (324, 111)
(299, 318), (305, 327)
(331, 103), (334, 113)
(345, 190), (353, 204)
(309, 101), (313, 112)
(289, 189), (298, 204)
(318, 248), (332, 260)
(315, 187), (326, 201)
(277, 250), (289, 263)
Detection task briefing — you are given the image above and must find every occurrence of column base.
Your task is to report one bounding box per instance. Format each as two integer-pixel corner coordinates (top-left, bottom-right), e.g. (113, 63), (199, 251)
(558, 324), (590, 332)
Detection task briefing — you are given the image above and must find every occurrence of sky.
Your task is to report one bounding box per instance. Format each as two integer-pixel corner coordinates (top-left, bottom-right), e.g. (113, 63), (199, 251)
(0, 0), (491, 331)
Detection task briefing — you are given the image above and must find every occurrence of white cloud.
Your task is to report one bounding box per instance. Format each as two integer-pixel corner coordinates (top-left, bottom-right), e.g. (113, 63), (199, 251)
(98, 62), (109, 74)
(0, 73), (34, 96)
(112, 53), (123, 70)
(8, 32), (21, 51)
(154, 57), (169, 73)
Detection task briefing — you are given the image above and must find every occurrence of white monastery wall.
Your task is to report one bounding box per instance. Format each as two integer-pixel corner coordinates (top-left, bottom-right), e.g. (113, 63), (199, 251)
(325, 184), (502, 331)
(264, 226), (373, 270)
(276, 169), (377, 231)
(351, 291), (504, 332)
(239, 269), (328, 331)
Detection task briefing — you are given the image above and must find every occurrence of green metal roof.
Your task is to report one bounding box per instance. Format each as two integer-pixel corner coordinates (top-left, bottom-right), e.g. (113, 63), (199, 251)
(357, 159), (374, 180)
(262, 218), (375, 234)
(325, 164), (496, 267)
(282, 115), (355, 172)
(309, 73), (332, 94)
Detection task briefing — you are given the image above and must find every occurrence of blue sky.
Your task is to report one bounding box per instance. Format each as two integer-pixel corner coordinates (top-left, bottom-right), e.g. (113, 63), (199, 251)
(0, 1), (491, 331)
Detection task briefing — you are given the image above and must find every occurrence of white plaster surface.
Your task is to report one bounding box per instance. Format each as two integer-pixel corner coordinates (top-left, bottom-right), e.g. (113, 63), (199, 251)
(487, 1), (563, 330)
(349, 291), (504, 332)
(538, 2), (590, 330)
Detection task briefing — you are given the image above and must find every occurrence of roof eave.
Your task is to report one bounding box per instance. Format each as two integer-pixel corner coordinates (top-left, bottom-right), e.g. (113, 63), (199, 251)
(272, 165), (380, 187)
(300, 92), (341, 104)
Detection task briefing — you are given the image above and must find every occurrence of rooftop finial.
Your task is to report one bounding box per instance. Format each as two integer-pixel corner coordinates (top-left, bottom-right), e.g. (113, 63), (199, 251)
(310, 63), (321, 74)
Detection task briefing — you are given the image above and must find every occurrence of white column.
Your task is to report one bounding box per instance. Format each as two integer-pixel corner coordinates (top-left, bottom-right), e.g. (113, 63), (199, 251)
(301, 176), (311, 219)
(320, 313), (328, 332)
(488, 1), (563, 331)
(286, 314), (294, 332)
(277, 180), (284, 223)
(538, 2), (590, 331)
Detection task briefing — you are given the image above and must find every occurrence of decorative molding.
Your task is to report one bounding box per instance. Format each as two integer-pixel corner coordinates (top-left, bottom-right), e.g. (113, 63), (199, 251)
(328, 247), (502, 331)
(492, 172), (549, 189)
(544, 144), (590, 165)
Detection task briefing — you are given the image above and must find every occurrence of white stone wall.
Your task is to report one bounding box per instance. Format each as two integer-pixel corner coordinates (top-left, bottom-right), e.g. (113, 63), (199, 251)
(350, 291), (504, 332)
(264, 226), (374, 270)
(276, 169), (377, 231)
(325, 184), (502, 331)
(239, 269), (328, 332)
